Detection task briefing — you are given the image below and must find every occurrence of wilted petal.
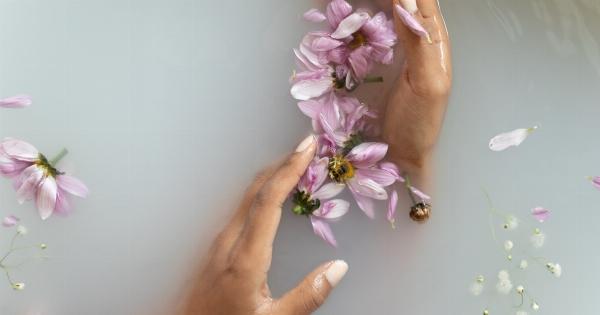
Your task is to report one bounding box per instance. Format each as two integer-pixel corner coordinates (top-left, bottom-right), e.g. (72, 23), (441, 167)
(0, 138), (39, 161)
(303, 8), (327, 23)
(314, 199), (350, 219)
(355, 168), (396, 186)
(2, 215), (19, 227)
(346, 142), (388, 168)
(387, 190), (398, 225)
(312, 182), (345, 200)
(531, 207), (550, 223)
(394, 4), (431, 42)
(36, 177), (58, 220)
(291, 78), (332, 101)
(310, 216), (337, 247)
(410, 186), (431, 200)
(56, 175), (89, 198)
(489, 126), (537, 151)
(0, 95), (32, 108)
(331, 12), (370, 39)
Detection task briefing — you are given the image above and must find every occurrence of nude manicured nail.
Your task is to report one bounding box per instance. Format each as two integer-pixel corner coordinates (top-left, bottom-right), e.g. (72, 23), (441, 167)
(325, 260), (348, 287)
(295, 134), (315, 153)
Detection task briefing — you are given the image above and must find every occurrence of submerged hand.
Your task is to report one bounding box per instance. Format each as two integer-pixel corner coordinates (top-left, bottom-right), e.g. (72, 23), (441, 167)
(383, 0), (452, 178)
(178, 135), (348, 315)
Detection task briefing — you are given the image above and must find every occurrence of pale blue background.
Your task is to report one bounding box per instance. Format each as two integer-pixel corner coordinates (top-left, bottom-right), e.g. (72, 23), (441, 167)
(1, 0), (599, 314)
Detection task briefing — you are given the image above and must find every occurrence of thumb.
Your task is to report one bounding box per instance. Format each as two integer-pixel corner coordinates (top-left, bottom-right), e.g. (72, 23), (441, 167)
(278, 260), (349, 314)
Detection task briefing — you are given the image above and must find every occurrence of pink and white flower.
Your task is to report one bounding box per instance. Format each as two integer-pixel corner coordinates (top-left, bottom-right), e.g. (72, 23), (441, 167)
(0, 95), (31, 109)
(0, 138), (89, 220)
(292, 158), (348, 246)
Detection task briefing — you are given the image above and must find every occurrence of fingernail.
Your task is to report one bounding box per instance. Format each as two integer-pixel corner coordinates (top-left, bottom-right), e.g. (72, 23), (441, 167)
(399, 0), (418, 14)
(325, 260), (348, 287)
(295, 134), (315, 153)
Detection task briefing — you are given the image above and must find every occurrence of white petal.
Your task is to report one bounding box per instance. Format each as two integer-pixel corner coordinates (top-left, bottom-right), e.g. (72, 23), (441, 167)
(313, 199), (350, 219)
(489, 126), (537, 151)
(291, 78), (332, 101)
(312, 183), (345, 200)
(331, 12), (370, 39)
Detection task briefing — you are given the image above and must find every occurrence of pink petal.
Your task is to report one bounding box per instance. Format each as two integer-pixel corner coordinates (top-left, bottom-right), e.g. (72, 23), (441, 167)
(15, 166), (43, 203)
(312, 182), (345, 200)
(310, 216), (337, 247)
(489, 127), (537, 151)
(331, 12), (370, 39)
(387, 190), (398, 225)
(348, 48), (371, 81)
(312, 37), (344, 51)
(380, 162), (405, 183)
(299, 157), (328, 193)
(346, 142), (388, 168)
(303, 8), (327, 23)
(531, 207), (550, 223)
(319, 113), (347, 147)
(326, 0), (353, 29)
(410, 186), (431, 200)
(394, 4), (431, 41)
(0, 138), (39, 162)
(56, 175), (89, 198)
(348, 183), (375, 218)
(313, 199), (350, 220)
(355, 168), (396, 186)
(591, 176), (600, 190)
(0, 95), (32, 108)
(36, 177), (58, 220)
(298, 99), (323, 120)
(348, 176), (387, 200)
(2, 215), (19, 227)
(54, 189), (72, 215)
(291, 78), (332, 101)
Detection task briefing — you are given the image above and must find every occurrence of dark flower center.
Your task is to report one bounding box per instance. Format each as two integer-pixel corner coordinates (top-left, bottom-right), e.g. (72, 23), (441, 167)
(341, 133), (363, 156)
(292, 190), (321, 216)
(35, 154), (59, 177)
(328, 155), (355, 183)
(348, 32), (367, 50)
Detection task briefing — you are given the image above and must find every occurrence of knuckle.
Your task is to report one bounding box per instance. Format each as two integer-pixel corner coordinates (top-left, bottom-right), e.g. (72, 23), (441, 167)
(253, 190), (271, 209)
(302, 288), (326, 312)
(408, 75), (452, 99)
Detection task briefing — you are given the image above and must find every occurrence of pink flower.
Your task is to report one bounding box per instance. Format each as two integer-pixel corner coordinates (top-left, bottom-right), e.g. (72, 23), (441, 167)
(589, 176), (600, 190)
(0, 95), (31, 109)
(292, 158), (348, 246)
(302, 0), (397, 83)
(0, 139), (89, 220)
(531, 207), (550, 223)
(2, 215), (19, 227)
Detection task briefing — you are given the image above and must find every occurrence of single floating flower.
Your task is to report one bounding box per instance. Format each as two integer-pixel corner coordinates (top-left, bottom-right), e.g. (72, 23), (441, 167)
(530, 228), (545, 248)
(0, 95), (31, 108)
(496, 270), (513, 295)
(504, 240), (514, 251)
(546, 263), (562, 278)
(531, 206), (550, 222)
(469, 275), (485, 296)
(2, 215), (19, 227)
(488, 126), (538, 152)
(0, 138), (89, 220)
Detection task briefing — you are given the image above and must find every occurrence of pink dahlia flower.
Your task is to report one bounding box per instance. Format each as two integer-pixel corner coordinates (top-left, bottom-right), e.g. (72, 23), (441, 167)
(292, 157), (348, 246)
(0, 95), (31, 109)
(303, 0), (397, 83)
(0, 139), (89, 220)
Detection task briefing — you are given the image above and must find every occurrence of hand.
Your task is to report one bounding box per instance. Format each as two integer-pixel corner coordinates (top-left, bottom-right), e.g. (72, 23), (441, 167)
(382, 0), (452, 180)
(177, 135), (349, 315)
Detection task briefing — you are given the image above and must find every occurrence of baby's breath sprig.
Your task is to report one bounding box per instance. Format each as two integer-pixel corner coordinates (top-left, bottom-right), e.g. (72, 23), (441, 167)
(1, 222), (48, 291)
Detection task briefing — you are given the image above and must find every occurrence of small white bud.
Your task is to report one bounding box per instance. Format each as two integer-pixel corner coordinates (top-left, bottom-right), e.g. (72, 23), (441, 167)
(520, 260), (528, 269)
(531, 302), (540, 310)
(516, 285), (524, 294)
(16, 225), (27, 235)
(504, 240), (514, 251)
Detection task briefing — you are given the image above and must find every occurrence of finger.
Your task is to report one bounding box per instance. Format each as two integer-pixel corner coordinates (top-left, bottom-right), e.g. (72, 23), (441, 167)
(393, 0), (452, 96)
(278, 260), (349, 315)
(234, 135), (316, 271)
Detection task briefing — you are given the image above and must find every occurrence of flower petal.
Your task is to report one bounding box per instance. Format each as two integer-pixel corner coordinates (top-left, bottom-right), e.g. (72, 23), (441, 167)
(387, 190), (398, 225)
(56, 175), (89, 198)
(355, 168), (396, 186)
(15, 166), (43, 203)
(303, 8), (327, 23)
(531, 207), (550, 223)
(489, 126), (537, 151)
(312, 182), (345, 200)
(326, 0), (353, 29)
(349, 176), (388, 200)
(348, 182), (375, 218)
(36, 177), (58, 220)
(291, 77), (332, 101)
(331, 12), (370, 39)
(0, 138), (39, 161)
(591, 176), (600, 190)
(298, 99), (323, 120)
(0, 95), (32, 108)
(380, 162), (405, 183)
(394, 4), (431, 41)
(2, 215), (19, 227)
(312, 37), (344, 51)
(310, 216), (337, 247)
(54, 189), (72, 215)
(346, 142), (388, 168)
(314, 199), (350, 219)
(410, 186), (431, 200)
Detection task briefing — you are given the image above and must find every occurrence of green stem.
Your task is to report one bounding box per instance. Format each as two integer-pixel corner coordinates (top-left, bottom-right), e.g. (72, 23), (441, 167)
(363, 76), (384, 84)
(50, 148), (69, 166)
(403, 173), (417, 205)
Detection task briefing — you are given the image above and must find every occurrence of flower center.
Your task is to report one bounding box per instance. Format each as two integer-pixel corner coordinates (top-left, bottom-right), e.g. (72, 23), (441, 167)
(35, 154), (59, 177)
(328, 155), (355, 183)
(291, 190), (321, 216)
(348, 32), (367, 49)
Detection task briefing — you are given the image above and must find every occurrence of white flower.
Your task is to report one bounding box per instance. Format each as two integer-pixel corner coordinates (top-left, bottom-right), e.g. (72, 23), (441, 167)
(16, 225), (28, 235)
(504, 215), (519, 230)
(520, 260), (528, 269)
(516, 311), (528, 315)
(546, 263), (562, 278)
(504, 240), (514, 251)
(12, 282), (25, 290)
(516, 285), (524, 294)
(531, 302), (540, 311)
(469, 282), (484, 296)
(530, 229), (545, 248)
(489, 126), (538, 151)
(498, 270), (510, 280)
(496, 270), (512, 294)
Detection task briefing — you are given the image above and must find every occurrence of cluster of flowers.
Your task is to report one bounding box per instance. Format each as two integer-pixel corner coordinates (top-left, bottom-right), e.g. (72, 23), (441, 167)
(0, 94), (88, 289)
(289, 0), (431, 246)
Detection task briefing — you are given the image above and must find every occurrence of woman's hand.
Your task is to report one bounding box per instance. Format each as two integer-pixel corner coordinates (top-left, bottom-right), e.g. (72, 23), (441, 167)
(383, 0), (452, 180)
(178, 135), (348, 315)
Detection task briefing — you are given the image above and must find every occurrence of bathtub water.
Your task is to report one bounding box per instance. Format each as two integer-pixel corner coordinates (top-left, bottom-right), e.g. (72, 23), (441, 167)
(1, 0), (599, 314)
